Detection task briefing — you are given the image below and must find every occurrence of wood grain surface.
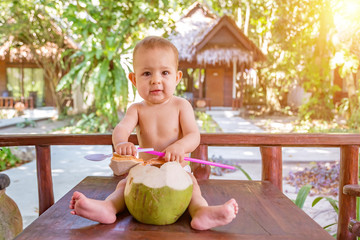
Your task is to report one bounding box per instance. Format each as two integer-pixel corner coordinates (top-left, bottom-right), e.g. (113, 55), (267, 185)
(16, 177), (333, 240)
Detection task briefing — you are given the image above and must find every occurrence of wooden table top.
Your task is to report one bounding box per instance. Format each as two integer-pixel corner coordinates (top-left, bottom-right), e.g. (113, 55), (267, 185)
(16, 176), (333, 240)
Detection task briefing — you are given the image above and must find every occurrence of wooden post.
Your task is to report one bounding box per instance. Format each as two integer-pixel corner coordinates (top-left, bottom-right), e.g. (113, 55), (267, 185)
(191, 144), (210, 180)
(239, 64), (245, 108)
(21, 66), (24, 98)
(232, 58), (237, 100)
(337, 145), (359, 240)
(198, 69), (203, 99)
(260, 146), (282, 191)
(36, 145), (54, 215)
(29, 97), (34, 109)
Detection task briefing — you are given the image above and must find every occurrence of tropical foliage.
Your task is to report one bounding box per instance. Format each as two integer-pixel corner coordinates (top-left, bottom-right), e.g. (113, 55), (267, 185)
(56, 0), (190, 128)
(211, 0), (360, 126)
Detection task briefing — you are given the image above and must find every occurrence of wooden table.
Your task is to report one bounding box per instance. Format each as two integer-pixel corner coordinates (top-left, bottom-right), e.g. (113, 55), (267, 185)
(16, 176), (333, 240)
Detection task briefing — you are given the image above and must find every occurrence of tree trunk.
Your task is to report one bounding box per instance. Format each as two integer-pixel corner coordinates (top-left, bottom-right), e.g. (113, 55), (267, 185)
(47, 71), (63, 113)
(32, 51), (64, 113)
(346, 73), (359, 114)
(316, 0), (332, 71)
(266, 87), (281, 112)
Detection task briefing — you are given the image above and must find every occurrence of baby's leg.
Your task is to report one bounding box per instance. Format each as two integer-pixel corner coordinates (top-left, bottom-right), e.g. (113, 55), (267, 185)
(188, 174), (239, 230)
(69, 178), (127, 224)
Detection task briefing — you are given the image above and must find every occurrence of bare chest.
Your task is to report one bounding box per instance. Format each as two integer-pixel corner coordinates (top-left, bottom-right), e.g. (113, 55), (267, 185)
(136, 107), (181, 145)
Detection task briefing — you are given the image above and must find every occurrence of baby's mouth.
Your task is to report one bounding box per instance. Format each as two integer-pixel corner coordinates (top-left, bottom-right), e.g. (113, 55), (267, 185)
(150, 89), (162, 94)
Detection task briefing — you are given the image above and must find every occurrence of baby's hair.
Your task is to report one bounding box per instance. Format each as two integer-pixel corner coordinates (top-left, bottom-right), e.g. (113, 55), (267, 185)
(133, 36), (179, 68)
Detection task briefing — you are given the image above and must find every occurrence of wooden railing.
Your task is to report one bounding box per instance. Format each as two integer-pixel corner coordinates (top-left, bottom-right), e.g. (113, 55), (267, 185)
(0, 133), (359, 240)
(0, 97), (34, 109)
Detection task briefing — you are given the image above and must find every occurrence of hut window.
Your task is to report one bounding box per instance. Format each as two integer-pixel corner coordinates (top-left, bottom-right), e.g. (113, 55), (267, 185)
(6, 67), (45, 107)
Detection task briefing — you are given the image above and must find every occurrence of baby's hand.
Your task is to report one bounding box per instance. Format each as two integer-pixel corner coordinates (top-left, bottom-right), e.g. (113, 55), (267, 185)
(163, 144), (185, 164)
(114, 142), (137, 157)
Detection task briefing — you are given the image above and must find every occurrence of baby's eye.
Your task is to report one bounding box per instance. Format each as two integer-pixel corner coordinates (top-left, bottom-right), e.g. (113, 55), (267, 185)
(162, 71), (169, 75)
(142, 71), (151, 76)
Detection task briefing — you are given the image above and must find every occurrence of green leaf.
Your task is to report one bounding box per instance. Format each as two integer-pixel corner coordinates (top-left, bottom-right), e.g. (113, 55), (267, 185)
(294, 184), (312, 209)
(88, 63), (101, 85)
(75, 61), (92, 85)
(235, 165), (252, 180)
(83, 51), (96, 61)
(357, 197), (360, 221)
(107, 50), (115, 61)
(56, 73), (72, 91)
(112, 59), (127, 95)
(69, 51), (84, 60)
(312, 196), (323, 207)
(57, 62), (86, 91)
(99, 59), (110, 87)
(312, 196), (338, 215)
(96, 48), (103, 60)
(323, 222), (336, 230)
(112, 64), (122, 93)
(325, 197), (339, 214)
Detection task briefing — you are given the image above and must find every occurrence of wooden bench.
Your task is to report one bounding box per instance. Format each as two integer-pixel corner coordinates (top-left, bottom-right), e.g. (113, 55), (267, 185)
(1, 133), (359, 240)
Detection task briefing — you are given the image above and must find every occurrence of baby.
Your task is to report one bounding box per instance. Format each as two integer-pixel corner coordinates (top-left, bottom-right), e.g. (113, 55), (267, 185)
(69, 36), (238, 230)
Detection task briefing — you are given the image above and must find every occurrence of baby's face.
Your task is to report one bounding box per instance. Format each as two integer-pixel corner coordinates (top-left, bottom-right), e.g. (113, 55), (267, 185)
(132, 46), (181, 105)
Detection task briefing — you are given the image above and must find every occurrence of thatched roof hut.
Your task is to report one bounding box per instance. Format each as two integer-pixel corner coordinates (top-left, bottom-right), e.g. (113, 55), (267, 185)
(0, 34), (76, 107)
(0, 36), (77, 62)
(169, 2), (266, 108)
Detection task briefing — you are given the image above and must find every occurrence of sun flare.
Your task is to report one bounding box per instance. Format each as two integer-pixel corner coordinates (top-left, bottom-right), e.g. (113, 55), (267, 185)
(334, 0), (360, 27)
(343, 0), (360, 17)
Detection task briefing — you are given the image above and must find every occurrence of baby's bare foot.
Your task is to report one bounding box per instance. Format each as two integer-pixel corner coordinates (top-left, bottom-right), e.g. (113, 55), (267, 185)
(191, 198), (238, 230)
(69, 191), (116, 224)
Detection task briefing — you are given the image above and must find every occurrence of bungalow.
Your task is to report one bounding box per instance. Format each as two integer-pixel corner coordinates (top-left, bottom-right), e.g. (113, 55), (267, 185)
(0, 35), (76, 109)
(169, 2), (266, 109)
(0, 40), (49, 107)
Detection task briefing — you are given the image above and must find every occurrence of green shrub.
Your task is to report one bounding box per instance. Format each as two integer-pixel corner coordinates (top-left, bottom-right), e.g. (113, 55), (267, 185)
(195, 111), (219, 133)
(16, 118), (36, 128)
(58, 113), (111, 133)
(0, 147), (21, 171)
(338, 97), (360, 130)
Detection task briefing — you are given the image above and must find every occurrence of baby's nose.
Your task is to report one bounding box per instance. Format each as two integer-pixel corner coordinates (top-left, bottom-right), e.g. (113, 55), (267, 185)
(150, 75), (161, 84)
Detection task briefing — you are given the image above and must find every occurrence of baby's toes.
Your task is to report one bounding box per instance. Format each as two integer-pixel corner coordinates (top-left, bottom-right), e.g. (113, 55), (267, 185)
(234, 203), (239, 214)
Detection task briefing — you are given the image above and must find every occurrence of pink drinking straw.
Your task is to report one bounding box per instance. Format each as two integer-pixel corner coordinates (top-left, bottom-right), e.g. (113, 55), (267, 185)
(138, 148), (235, 170)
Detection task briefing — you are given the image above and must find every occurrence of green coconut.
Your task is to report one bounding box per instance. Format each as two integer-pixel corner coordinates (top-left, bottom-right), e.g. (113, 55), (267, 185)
(124, 162), (193, 225)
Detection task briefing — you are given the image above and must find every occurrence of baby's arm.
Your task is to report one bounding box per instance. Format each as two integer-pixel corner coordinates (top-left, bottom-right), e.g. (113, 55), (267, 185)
(164, 99), (200, 163)
(112, 104), (139, 156)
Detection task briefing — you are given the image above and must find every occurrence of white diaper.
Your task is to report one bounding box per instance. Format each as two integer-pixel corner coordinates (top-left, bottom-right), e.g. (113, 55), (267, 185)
(183, 164), (192, 173)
